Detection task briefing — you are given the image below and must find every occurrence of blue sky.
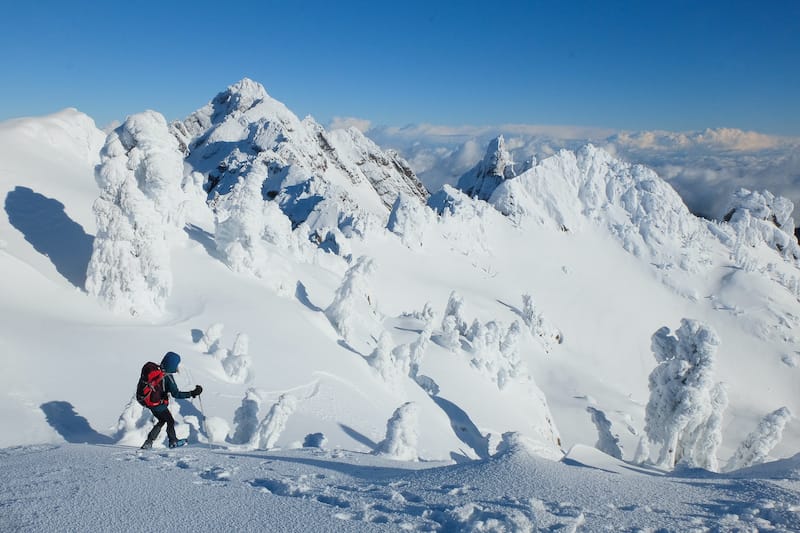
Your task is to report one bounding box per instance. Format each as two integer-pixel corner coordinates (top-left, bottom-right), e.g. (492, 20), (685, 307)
(1, 0), (798, 134)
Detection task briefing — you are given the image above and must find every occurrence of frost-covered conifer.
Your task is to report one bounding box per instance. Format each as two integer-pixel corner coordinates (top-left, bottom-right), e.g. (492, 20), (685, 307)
(215, 171), (269, 274)
(201, 322), (225, 353)
(251, 394), (297, 450)
(222, 333), (253, 383)
(409, 318), (434, 377)
(376, 402), (419, 461)
(86, 111), (185, 315)
(367, 332), (412, 383)
(438, 315), (462, 351)
(325, 256), (377, 343)
(644, 319), (726, 470)
(725, 407), (793, 472)
(231, 389), (262, 445)
(387, 192), (432, 247)
(443, 291), (469, 336)
(678, 383), (728, 471)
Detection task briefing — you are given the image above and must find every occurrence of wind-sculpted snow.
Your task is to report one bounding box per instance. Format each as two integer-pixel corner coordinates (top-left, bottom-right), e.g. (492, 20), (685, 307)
(171, 78), (427, 240)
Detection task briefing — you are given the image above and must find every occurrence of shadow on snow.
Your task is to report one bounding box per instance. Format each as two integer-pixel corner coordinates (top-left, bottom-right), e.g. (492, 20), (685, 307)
(40, 401), (113, 445)
(5, 186), (93, 290)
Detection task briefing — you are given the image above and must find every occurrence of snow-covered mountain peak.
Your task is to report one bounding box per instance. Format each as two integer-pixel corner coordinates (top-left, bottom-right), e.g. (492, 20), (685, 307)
(170, 79), (428, 238)
(456, 135), (516, 201)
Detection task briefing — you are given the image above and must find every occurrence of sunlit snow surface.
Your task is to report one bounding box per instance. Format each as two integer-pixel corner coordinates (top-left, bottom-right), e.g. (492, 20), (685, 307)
(2, 443), (799, 531)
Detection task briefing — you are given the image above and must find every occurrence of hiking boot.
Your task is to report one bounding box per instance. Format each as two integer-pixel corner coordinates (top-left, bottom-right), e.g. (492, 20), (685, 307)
(168, 439), (187, 448)
(140, 439), (153, 450)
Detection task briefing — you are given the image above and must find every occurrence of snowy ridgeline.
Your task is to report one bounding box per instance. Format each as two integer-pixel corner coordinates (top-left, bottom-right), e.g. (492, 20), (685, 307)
(84, 79), (800, 318)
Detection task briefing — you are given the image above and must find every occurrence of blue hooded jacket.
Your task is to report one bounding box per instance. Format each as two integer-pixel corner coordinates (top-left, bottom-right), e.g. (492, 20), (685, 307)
(151, 352), (192, 412)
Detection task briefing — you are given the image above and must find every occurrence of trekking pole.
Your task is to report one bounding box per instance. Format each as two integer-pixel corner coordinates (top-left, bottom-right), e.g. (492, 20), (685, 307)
(183, 367), (210, 448)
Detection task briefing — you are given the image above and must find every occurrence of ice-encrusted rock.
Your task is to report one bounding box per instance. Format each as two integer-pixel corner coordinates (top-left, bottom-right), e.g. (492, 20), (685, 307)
(456, 135), (516, 201)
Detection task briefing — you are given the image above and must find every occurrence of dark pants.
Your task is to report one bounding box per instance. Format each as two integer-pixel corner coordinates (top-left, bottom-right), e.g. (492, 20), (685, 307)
(147, 408), (177, 444)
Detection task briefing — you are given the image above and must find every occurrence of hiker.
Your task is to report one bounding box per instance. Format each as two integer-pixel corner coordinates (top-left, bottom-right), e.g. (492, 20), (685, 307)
(139, 351), (203, 449)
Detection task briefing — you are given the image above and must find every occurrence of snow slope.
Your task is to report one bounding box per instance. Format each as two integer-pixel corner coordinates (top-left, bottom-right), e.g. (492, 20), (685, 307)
(2, 79), (800, 530)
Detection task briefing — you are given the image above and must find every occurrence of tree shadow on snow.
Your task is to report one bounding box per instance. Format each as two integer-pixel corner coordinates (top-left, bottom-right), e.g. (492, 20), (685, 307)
(496, 299), (523, 320)
(339, 423), (378, 451)
(191, 329), (204, 343)
(430, 396), (490, 460)
(184, 224), (223, 261)
(295, 281), (323, 312)
(5, 186), (93, 290)
(40, 401), (113, 444)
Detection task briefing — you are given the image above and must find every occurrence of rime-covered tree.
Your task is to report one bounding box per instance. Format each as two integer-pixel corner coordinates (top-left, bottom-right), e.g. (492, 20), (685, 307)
(442, 291), (468, 336)
(376, 402), (419, 461)
(222, 333), (253, 383)
(725, 407), (793, 472)
(215, 170), (270, 274)
(86, 111), (185, 316)
(325, 256), (377, 343)
(387, 192), (432, 247)
(644, 319), (726, 470)
(251, 394), (297, 450)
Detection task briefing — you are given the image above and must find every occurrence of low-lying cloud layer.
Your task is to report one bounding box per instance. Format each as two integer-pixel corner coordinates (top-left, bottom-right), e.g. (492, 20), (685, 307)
(340, 119), (800, 222)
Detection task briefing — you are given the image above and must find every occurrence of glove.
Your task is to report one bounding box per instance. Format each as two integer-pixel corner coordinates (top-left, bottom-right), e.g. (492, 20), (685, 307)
(191, 385), (203, 397)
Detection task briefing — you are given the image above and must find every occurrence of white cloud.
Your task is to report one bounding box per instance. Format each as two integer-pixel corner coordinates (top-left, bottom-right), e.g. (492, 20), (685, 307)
(367, 122), (800, 222)
(328, 116), (372, 133)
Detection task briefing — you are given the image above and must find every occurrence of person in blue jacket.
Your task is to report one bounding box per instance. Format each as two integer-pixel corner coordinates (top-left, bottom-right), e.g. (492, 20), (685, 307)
(141, 352), (203, 449)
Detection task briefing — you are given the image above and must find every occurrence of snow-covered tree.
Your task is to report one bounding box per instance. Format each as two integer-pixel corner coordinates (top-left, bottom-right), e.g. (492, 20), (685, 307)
(215, 171), (270, 274)
(466, 319), (527, 390)
(376, 402), (419, 461)
(644, 319), (726, 470)
(387, 192), (432, 248)
(442, 291), (469, 336)
(222, 333), (253, 383)
(725, 407), (793, 472)
(438, 315), (462, 351)
(86, 111), (186, 316)
(521, 294), (562, 352)
(408, 317), (434, 377)
(325, 256), (377, 343)
(251, 394), (297, 450)
(230, 389), (262, 445)
(678, 383), (728, 471)
(200, 322), (225, 353)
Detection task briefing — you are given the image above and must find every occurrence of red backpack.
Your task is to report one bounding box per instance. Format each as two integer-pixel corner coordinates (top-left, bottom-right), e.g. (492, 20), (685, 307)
(135, 362), (167, 408)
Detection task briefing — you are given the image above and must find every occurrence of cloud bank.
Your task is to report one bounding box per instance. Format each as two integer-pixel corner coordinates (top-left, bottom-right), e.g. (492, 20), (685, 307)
(366, 124), (800, 221)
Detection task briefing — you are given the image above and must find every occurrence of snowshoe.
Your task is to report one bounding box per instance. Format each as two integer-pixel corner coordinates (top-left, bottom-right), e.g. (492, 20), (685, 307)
(168, 439), (187, 448)
(140, 439), (153, 450)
